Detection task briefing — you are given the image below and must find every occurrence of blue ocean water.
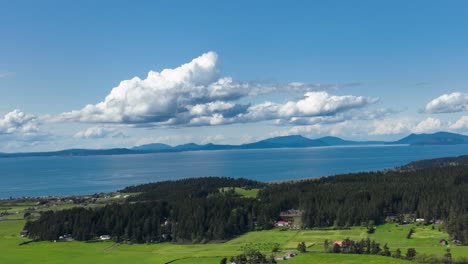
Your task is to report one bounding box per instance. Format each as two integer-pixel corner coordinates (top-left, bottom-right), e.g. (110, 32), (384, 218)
(0, 144), (467, 198)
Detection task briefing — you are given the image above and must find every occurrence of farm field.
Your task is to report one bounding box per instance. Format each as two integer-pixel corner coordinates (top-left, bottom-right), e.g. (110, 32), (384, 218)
(219, 187), (260, 198)
(2, 204), (468, 264)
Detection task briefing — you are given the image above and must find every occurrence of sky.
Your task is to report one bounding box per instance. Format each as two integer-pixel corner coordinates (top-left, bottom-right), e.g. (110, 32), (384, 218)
(0, 0), (467, 152)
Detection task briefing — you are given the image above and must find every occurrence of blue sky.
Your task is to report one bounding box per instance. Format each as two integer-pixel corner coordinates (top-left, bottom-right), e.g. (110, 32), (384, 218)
(0, 0), (467, 152)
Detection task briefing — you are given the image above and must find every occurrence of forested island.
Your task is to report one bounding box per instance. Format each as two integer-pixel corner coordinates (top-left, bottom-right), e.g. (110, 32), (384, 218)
(25, 155), (468, 246)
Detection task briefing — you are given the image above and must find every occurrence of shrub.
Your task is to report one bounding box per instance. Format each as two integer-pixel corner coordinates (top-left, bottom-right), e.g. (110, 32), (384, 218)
(297, 242), (306, 253)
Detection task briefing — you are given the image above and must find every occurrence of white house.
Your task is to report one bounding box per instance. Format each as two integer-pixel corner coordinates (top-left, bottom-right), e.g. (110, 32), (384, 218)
(99, 235), (111, 240)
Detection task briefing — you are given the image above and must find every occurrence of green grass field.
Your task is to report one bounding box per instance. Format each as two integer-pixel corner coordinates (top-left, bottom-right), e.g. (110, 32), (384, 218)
(219, 187), (260, 198)
(1, 203), (467, 264)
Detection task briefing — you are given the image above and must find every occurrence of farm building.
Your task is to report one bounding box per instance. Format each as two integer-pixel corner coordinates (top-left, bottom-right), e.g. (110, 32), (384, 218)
(276, 221), (290, 227)
(279, 209), (303, 228)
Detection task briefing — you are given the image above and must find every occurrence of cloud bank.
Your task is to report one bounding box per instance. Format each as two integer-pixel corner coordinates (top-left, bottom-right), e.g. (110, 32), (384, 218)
(450, 116), (468, 129)
(57, 52), (376, 128)
(425, 92), (468, 113)
(74, 126), (125, 139)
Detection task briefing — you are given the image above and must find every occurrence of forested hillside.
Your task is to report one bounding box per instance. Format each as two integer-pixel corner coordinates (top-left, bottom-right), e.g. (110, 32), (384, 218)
(258, 166), (468, 244)
(26, 165), (468, 244)
(398, 154), (468, 171)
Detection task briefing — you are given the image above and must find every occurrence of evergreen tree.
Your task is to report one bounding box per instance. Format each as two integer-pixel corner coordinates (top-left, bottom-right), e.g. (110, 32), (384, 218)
(297, 242), (306, 253)
(381, 243), (391, 256)
(393, 248), (401, 259)
(443, 248), (452, 264)
(406, 248), (417, 260)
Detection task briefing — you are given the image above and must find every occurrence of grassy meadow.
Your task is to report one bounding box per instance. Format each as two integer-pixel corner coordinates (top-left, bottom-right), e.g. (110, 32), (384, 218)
(2, 202), (468, 264)
(219, 187), (260, 198)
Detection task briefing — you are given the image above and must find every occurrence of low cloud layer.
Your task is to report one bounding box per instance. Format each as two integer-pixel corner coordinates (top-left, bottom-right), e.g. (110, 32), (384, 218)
(74, 126), (125, 139)
(0, 110), (38, 135)
(425, 92), (468, 113)
(450, 116), (468, 129)
(412, 117), (442, 133)
(371, 117), (443, 135)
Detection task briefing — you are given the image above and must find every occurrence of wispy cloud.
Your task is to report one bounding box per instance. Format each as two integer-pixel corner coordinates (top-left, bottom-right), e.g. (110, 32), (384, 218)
(73, 126), (126, 139)
(0, 72), (15, 78)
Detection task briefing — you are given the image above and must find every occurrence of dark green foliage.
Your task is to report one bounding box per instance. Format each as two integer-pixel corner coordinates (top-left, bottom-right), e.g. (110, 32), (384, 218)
(367, 220), (376, 234)
(406, 248), (417, 260)
(121, 177), (265, 202)
(407, 228), (415, 239)
(443, 249), (453, 264)
(26, 177), (267, 243)
(26, 202), (167, 242)
(399, 155), (468, 171)
(328, 238), (382, 256)
(258, 166), (468, 244)
(393, 248), (402, 259)
(446, 211), (468, 245)
(220, 257), (227, 264)
(26, 165), (468, 244)
(229, 249), (276, 264)
(370, 240), (381, 255)
(332, 243), (341, 253)
(381, 243), (391, 256)
(297, 241), (306, 253)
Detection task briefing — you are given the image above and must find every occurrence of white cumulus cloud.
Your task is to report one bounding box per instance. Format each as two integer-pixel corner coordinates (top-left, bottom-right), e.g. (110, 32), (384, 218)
(370, 119), (412, 135)
(239, 92), (378, 123)
(450, 116), (468, 130)
(0, 110), (38, 135)
(55, 52), (376, 128)
(425, 92), (468, 113)
(412, 117), (442, 133)
(371, 117), (444, 135)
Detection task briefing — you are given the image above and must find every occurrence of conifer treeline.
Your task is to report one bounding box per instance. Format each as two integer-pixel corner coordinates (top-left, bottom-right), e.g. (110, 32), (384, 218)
(26, 178), (269, 242)
(258, 165), (468, 243)
(26, 166), (468, 244)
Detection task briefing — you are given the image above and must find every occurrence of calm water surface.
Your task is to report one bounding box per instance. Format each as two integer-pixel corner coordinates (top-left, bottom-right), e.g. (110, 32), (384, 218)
(1, 144), (467, 198)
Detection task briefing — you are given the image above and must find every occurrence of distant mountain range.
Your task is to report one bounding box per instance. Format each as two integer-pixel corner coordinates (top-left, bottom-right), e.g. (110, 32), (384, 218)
(1, 131), (467, 158)
(392, 131), (468, 145)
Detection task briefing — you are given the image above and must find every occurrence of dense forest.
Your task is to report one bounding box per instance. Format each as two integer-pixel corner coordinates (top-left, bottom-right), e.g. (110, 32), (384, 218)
(397, 154), (468, 171)
(26, 163), (468, 244)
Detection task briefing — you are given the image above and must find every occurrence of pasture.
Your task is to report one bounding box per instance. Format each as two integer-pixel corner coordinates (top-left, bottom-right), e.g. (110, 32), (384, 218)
(1, 202), (467, 263)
